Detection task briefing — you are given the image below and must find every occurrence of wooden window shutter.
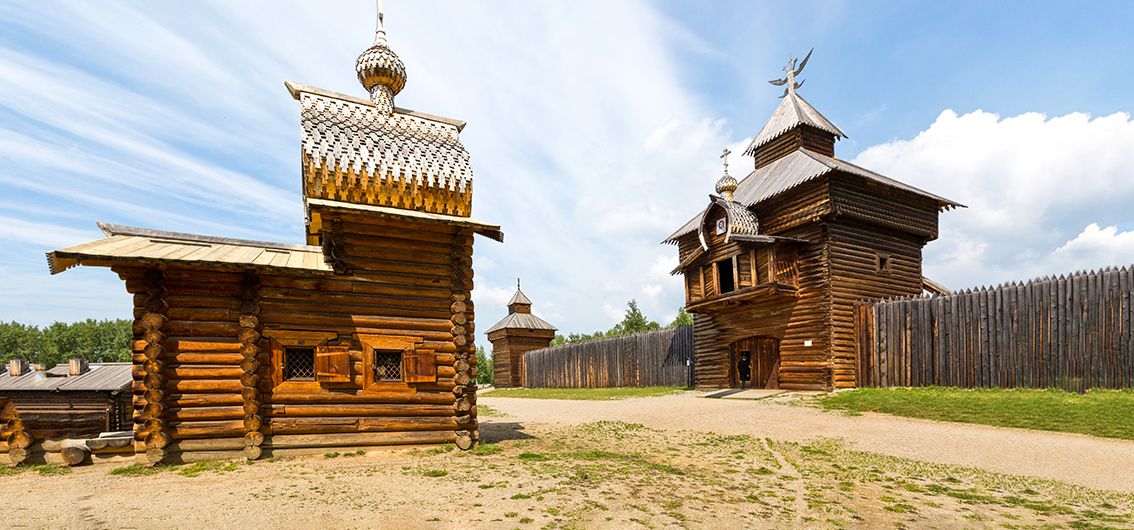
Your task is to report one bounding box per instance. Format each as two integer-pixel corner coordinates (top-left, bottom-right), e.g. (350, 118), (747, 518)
(402, 347), (436, 383)
(314, 344), (351, 384)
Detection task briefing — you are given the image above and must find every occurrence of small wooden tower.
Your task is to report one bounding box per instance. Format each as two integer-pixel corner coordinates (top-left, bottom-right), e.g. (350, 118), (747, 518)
(663, 51), (962, 390)
(486, 281), (556, 387)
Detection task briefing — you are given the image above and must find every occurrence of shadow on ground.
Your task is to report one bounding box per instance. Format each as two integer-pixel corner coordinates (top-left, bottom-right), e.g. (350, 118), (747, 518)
(479, 421), (536, 444)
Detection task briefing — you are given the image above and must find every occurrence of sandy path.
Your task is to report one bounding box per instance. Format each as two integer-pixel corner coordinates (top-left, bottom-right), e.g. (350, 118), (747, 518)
(480, 392), (1134, 493)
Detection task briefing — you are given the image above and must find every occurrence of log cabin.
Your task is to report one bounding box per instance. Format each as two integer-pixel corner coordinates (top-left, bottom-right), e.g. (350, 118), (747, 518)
(663, 52), (962, 391)
(1, 360), (133, 465)
(486, 281), (557, 387)
(43, 7), (500, 464)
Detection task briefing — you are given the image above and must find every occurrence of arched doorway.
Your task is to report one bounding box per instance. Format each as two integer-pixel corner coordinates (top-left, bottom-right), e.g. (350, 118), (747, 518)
(728, 337), (780, 389)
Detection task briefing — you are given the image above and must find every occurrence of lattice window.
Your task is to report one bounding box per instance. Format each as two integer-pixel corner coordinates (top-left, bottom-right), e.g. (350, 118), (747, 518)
(374, 350), (403, 382)
(284, 348), (315, 380)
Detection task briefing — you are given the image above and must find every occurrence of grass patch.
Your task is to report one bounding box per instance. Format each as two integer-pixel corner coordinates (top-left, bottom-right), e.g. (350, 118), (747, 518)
(32, 464), (70, 476)
(480, 386), (686, 400)
(421, 469), (449, 477)
(177, 460), (240, 477)
(110, 464), (166, 476)
(477, 404), (505, 417)
(518, 452), (551, 462)
(820, 387), (1134, 440)
(469, 443), (501, 456)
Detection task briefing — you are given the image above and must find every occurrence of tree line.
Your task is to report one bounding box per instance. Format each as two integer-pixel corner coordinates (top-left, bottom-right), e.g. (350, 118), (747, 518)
(0, 319), (133, 367)
(549, 300), (692, 347)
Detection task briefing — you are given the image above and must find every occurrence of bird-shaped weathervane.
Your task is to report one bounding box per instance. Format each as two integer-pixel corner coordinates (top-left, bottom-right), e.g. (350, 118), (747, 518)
(769, 48), (813, 98)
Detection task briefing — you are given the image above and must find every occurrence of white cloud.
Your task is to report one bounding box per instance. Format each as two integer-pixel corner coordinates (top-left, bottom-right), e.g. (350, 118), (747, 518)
(1050, 224), (1134, 271)
(854, 109), (1134, 289)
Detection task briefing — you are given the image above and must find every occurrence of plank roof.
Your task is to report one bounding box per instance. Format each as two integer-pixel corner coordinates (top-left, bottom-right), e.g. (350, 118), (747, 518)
(485, 312), (558, 334)
(0, 363), (132, 392)
(47, 223), (331, 275)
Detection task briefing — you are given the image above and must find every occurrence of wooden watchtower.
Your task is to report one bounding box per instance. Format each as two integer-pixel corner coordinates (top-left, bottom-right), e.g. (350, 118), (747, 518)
(486, 282), (557, 387)
(45, 6), (501, 463)
(663, 51), (961, 390)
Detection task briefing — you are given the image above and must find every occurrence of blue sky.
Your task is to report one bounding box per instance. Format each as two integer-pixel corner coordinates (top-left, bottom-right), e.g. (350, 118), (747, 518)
(2, 1), (1134, 339)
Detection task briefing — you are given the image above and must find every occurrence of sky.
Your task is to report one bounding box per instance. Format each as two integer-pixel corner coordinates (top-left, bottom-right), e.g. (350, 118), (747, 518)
(2, 1), (1134, 339)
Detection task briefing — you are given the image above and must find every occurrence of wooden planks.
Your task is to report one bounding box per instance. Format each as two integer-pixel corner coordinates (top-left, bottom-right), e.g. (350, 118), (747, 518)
(855, 267), (1134, 390)
(522, 326), (694, 388)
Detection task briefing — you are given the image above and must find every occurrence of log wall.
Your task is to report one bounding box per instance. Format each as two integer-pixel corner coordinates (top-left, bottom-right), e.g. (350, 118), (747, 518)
(488, 329), (555, 388)
(523, 326), (693, 388)
(855, 266), (1134, 390)
(113, 212), (480, 464)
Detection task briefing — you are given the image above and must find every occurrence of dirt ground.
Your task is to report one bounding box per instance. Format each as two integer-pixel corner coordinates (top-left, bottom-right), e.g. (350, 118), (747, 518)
(483, 391), (1134, 493)
(1, 392), (1132, 529)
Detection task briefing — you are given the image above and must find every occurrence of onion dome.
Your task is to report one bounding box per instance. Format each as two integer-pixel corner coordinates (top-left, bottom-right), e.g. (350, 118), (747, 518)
(714, 147), (738, 201)
(355, 6), (407, 113)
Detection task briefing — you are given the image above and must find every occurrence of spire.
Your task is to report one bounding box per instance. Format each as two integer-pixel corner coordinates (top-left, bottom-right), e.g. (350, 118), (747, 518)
(714, 147), (738, 201)
(372, 0), (389, 47)
(742, 49), (846, 165)
(507, 279), (533, 314)
(355, 0), (407, 114)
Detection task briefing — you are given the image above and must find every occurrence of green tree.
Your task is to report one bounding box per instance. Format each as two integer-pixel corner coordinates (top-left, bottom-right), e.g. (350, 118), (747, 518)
(0, 319), (131, 366)
(609, 299), (661, 336)
(668, 307), (693, 328)
(0, 322), (42, 363)
(476, 346), (494, 385)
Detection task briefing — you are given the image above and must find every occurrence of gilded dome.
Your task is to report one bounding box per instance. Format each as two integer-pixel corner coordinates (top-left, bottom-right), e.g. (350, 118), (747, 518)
(715, 173), (738, 197)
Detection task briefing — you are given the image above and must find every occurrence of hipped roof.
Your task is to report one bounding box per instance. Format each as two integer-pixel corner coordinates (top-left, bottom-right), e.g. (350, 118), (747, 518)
(485, 312), (557, 334)
(743, 92), (846, 155)
(663, 148), (963, 244)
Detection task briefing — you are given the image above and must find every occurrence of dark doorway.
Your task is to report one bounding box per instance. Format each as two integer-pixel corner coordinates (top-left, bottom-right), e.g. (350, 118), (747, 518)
(728, 337), (780, 389)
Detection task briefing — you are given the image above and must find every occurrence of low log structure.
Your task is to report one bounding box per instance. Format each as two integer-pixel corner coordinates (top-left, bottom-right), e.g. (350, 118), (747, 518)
(44, 8), (499, 464)
(1, 362), (132, 465)
(664, 51), (962, 390)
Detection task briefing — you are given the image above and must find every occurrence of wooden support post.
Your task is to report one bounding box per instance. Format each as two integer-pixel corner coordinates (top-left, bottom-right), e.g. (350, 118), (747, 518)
(239, 272), (265, 460)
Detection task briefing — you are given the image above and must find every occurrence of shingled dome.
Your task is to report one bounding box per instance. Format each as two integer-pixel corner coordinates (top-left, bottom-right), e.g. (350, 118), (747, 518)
(356, 8), (408, 113)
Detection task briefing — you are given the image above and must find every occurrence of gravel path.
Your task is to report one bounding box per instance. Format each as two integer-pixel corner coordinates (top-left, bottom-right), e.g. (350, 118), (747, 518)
(480, 391), (1134, 493)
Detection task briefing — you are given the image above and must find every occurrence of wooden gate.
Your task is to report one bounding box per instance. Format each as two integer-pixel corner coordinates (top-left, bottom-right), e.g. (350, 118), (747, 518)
(729, 337), (780, 389)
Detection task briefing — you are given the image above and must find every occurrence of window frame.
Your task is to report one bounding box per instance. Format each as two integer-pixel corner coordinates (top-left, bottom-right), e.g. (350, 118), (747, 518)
(715, 257), (737, 294)
(876, 251), (893, 275)
(268, 331), (338, 392)
(359, 334), (422, 393)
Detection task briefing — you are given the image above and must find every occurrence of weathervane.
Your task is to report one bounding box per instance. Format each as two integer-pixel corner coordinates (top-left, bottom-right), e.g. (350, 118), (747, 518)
(769, 48), (813, 98)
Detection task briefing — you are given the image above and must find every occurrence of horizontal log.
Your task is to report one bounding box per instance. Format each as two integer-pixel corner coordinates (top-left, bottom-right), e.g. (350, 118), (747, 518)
(267, 404), (455, 418)
(168, 437), (246, 452)
(263, 430), (456, 449)
(266, 392), (454, 405)
(263, 417), (457, 436)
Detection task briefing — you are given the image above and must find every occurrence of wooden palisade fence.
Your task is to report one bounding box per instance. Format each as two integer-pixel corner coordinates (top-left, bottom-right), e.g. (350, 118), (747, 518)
(523, 326), (694, 388)
(855, 266), (1134, 390)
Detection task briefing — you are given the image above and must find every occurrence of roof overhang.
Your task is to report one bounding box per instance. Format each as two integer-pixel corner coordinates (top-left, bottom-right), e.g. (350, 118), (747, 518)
(305, 198), (503, 243)
(284, 80), (467, 132)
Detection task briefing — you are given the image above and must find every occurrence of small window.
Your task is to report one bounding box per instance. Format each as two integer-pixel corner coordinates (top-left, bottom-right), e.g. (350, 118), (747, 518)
(374, 350), (403, 382)
(876, 252), (892, 273)
(716, 259), (735, 294)
(284, 347), (315, 381)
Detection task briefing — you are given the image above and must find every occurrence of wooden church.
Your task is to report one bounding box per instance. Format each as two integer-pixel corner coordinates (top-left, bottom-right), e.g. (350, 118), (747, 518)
(664, 51), (961, 391)
(486, 281), (557, 387)
(44, 8), (500, 463)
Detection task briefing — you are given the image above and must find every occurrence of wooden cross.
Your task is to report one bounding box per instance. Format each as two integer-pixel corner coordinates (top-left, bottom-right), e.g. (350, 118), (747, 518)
(720, 147), (730, 174)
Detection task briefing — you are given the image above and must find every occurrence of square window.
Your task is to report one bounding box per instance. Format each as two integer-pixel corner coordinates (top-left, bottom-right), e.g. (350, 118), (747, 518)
(374, 350), (403, 382)
(876, 253), (892, 273)
(284, 347), (315, 380)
